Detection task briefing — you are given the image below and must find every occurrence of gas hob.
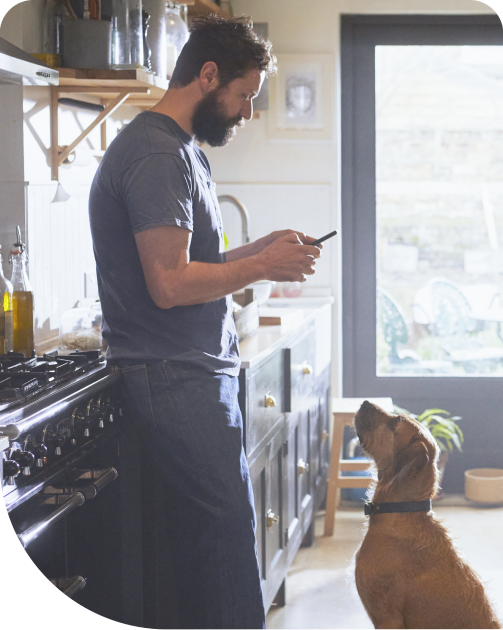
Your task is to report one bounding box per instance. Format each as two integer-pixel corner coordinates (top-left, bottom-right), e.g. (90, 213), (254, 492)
(0, 350), (105, 411)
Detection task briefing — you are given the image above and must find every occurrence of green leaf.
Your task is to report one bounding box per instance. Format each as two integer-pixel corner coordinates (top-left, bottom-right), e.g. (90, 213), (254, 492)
(451, 434), (463, 452)
(417, 409), (448, 421)
(435, 438), (449, 452)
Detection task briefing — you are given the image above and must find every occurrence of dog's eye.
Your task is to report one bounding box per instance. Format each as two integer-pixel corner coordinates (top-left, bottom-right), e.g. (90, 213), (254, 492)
(387, 417), (399, 432)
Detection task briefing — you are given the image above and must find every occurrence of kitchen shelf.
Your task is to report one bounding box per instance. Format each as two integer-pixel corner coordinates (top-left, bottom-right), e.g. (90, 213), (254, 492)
(188, 0), (232, 19)
(57, 67), (169, 106)
(51, 68), (169, 180)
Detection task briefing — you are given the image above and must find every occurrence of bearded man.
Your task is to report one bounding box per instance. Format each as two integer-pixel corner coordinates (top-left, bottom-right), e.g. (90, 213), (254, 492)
(89, 15), (320, 629)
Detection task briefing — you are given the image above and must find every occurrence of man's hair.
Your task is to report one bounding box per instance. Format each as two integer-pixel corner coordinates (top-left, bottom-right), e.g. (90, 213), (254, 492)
(169, 15), (276, 89)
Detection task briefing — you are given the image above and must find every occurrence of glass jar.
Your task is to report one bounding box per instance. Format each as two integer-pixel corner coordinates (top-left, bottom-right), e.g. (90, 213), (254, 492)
(59, 301), (105, 352)
(165, 2), (188, 78)
(0, 247), (13, 355)
(142, 0), (166, 77)
(112, 0), (146, 69)
(43, 0), (72, 56)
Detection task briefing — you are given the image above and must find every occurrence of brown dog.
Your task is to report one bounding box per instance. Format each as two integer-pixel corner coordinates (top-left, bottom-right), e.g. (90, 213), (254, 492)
(353, 400), (501, 630)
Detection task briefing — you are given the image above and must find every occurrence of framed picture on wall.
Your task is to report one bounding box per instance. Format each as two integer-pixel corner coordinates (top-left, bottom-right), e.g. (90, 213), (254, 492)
(267, 53), (334, 141)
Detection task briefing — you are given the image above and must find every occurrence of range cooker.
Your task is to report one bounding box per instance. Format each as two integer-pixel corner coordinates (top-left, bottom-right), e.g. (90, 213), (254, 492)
(0, 350), (143, 626)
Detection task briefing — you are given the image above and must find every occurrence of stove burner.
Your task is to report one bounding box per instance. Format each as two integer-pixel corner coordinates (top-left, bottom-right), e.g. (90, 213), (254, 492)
(0, 350), (104, 406)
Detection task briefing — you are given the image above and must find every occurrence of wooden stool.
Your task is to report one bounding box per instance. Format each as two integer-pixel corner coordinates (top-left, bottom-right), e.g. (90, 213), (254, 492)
(323, 397), (394, 537)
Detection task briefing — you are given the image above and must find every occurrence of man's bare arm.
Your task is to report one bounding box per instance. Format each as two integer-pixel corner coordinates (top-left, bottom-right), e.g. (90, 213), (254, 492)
(135, 226), (320, 309)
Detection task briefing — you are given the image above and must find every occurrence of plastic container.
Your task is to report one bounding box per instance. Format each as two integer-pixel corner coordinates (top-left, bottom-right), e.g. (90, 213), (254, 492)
(59, 302), (104, 352)
(465, 468), (503, 504)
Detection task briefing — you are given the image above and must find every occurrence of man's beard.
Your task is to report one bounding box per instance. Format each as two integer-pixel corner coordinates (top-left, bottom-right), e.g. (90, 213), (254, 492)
(191, 88), (245, 147)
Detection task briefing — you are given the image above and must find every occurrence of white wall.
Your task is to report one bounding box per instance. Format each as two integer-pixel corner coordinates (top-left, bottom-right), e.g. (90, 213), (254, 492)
(0, 0), (495, 373)
(207, 0), (495, 394)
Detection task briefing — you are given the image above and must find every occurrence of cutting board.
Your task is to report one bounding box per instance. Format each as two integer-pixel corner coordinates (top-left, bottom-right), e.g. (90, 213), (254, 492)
(258, 307), (304, 328)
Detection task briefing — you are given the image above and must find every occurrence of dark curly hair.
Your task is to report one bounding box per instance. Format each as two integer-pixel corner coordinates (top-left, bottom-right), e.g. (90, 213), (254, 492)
(169, 15), (277, 89)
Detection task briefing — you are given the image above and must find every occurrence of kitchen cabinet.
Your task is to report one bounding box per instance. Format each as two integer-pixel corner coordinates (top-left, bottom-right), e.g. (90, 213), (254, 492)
(239, 302), (332, 611)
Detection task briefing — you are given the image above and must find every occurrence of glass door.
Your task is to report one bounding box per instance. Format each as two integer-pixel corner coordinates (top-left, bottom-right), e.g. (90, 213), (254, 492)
(376, 44), (503, 377)
(341, 15), (503, 491)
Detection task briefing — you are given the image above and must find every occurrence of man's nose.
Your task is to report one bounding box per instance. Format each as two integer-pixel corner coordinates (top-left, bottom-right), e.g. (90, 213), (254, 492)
(240, 100), (253, 121)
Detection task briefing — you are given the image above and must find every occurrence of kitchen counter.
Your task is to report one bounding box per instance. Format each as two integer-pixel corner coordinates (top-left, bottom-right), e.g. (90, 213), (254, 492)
(239, 298), (333, 371)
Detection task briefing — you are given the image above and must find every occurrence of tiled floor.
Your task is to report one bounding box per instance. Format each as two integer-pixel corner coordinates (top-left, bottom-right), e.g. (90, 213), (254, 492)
(266, 496), (503, 629)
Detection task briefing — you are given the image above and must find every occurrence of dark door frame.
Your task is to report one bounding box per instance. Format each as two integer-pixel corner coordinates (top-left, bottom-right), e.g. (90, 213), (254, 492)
(340, 14), (503, 491)
(341, 13), (503, 399)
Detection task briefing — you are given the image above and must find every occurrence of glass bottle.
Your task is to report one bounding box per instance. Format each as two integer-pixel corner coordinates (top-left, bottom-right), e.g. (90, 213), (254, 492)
(112, 0), (146, 69)
(9, 228), (34, 358)
(0, 247), (13, 355)
(165, 2), (188, 78)
(43, 0), (71, 56)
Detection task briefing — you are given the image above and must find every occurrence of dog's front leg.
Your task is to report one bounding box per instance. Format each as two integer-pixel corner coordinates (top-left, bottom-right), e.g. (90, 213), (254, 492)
(366, 607), (405, 629)
(371, 616), (405, 629)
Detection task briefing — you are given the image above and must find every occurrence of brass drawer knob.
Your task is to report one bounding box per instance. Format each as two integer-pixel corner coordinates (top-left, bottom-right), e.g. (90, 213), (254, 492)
(266, 509), (279, 529)
(302, 362), (313, 375)
(322, 430), (329, 443)
(298, 459), (309, 475)
(265, 393), (277, 408)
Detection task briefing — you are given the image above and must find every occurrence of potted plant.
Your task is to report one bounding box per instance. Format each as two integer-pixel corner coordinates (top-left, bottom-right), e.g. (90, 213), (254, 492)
(394, 405), (464, 498)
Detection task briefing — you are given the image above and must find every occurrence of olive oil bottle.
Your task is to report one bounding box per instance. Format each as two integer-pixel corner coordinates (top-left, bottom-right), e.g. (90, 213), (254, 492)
(0, 246), (14, 354)
(9, 227), (34, 357)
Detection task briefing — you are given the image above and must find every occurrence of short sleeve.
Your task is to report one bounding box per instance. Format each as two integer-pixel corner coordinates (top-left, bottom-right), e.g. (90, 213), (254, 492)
(120, 153), (194, 234)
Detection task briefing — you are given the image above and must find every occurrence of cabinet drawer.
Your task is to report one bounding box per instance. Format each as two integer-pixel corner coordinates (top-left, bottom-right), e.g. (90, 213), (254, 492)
(246, 351), (284, 457)
(288, 325), (316, 411)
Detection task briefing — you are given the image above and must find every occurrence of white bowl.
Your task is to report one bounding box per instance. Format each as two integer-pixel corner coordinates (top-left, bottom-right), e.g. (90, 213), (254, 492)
(248, 280), (276, 305)
(465, 468), (503, 504)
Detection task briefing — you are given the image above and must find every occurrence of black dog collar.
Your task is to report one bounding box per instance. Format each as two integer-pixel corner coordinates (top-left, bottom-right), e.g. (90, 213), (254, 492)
(364, 500), (432, 516)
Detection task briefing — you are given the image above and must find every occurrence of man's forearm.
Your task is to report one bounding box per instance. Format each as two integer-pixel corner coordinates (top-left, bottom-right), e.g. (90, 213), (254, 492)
(152, 255), (265, 308)
(225, 236), (267, 262)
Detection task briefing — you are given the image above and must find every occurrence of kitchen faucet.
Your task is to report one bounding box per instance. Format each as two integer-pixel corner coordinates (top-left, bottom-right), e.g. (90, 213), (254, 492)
(217, 195), (250, 245)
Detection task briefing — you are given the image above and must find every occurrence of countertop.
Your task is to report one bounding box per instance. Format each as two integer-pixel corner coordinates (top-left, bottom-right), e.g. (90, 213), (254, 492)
(239, 298), (333, 371)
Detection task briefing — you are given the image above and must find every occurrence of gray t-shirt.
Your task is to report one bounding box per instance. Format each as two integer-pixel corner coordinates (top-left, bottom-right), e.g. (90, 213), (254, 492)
(89, 111), (240, 375)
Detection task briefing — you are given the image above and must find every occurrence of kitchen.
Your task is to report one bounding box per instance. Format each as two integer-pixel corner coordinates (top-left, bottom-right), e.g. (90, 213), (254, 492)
(1, 1), (503, 629)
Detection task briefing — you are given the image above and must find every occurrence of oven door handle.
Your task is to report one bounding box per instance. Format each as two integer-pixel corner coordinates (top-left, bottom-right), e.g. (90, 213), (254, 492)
(77, 467), (118, 499)
(18, 492), (85, 549)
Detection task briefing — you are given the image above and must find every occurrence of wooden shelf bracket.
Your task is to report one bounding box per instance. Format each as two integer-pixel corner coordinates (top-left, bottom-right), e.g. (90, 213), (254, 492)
(50, 86), (150, 181)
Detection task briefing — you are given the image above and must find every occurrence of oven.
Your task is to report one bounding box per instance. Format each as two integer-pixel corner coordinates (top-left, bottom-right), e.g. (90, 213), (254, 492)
(0, 351), (144, 627)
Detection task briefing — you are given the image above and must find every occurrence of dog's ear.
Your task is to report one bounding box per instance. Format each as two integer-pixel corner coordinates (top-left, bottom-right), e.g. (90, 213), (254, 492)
(392, 438), (430, 485)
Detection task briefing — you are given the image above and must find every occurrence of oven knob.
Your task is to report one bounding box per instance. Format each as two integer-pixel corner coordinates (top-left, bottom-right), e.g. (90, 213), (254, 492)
(32, 444), (48, 468)
(3, 460), (20, 485)
(83, 417), (94, 437)
(47, 434), (65, 456)
(11, 450), (35, 476)
(54, 435), (65, 456)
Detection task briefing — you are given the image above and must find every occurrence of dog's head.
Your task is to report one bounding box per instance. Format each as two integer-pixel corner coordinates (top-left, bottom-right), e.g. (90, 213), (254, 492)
(354, 401), (440, 501)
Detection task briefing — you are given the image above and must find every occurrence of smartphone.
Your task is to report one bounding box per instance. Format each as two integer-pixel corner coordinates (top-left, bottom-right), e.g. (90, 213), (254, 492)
(311, 230), (338, 246)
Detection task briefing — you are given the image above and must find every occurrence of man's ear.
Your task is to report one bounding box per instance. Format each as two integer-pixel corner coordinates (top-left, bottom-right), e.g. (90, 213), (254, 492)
(200, 61), (219, 92)
(392, 439), (430, 485)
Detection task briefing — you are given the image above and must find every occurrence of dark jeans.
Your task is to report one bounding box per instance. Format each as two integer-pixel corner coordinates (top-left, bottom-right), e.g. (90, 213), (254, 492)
(115, 359), (265, 629)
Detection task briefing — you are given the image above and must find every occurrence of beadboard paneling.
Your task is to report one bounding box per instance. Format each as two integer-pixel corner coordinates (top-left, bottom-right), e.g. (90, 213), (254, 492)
(27, 184), (95, 347)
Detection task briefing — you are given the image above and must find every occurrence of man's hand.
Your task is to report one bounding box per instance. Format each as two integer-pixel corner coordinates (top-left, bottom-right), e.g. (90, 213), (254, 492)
(259, 229), (322, 251)
(256, 232), (321, 283)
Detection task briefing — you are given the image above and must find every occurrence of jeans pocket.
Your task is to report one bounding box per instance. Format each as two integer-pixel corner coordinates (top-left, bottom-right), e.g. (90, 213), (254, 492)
(119, 363), (157, 432)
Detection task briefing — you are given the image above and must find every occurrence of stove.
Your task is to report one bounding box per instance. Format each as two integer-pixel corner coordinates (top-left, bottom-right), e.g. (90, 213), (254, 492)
(0, 357), (142, 624)
(0, 349), (104, 410)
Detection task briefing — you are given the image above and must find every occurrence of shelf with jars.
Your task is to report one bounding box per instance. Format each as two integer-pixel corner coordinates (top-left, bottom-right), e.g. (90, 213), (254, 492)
(48, 0), (232, 182)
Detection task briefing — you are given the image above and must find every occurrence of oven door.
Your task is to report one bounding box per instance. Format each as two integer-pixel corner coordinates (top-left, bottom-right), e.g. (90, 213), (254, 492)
(7, 435), (123, 616)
